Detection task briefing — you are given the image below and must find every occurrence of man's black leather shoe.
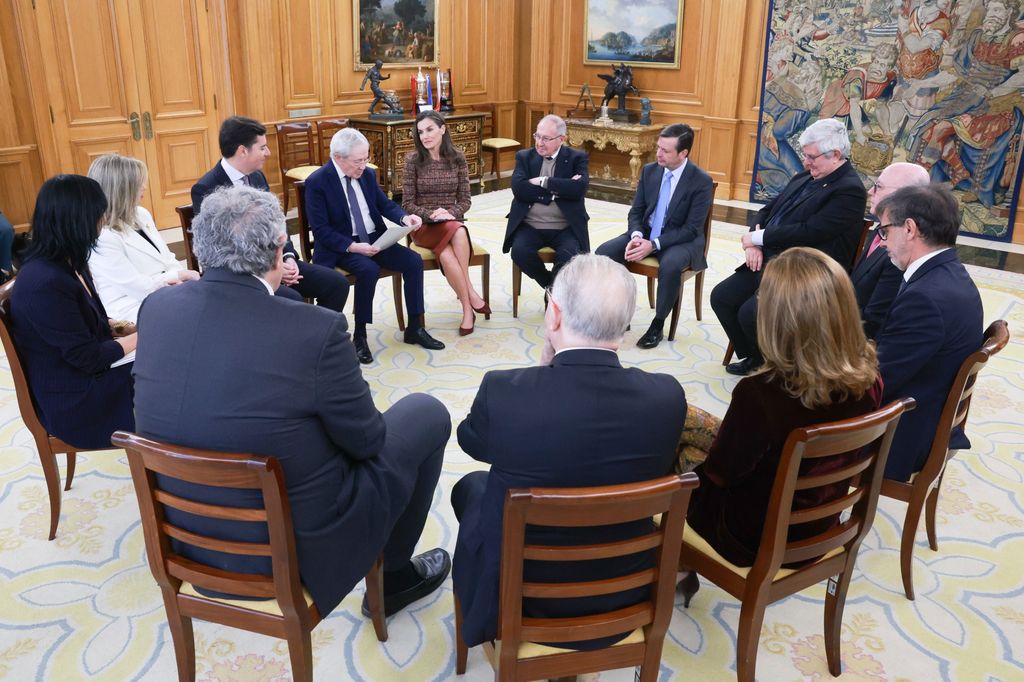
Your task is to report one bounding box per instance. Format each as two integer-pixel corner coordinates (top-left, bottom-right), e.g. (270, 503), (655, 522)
(636, 325), (664, 349)
(353, 336), (373, 364)
(726, 357), (759, 376)
(403, 327), (445, 350)
(362, 548), (451, 618)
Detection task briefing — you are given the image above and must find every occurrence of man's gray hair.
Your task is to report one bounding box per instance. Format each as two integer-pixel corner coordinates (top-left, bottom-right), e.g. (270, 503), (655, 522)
(331, 128), (370, 159)
(539, 114), (567, 136)
(551, 254), (636, 342)
(798, 118), (851, 158)
(192, 185), (286, 275)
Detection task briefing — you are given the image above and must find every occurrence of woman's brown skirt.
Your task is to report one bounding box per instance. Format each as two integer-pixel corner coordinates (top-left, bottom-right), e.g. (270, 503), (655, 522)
(411, 219), (465, 258)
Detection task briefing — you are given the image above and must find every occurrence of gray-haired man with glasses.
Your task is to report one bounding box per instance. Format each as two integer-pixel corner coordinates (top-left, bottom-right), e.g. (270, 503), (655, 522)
(503, 114), (590, 292)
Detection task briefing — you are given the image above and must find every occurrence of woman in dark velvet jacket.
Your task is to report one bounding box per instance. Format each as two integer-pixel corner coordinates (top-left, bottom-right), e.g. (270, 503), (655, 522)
(9, 175), (136, 449)
(686, 246), (882, 568)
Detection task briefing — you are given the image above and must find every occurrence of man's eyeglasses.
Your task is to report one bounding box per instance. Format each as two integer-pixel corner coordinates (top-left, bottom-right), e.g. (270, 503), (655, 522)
(800, 150), (831, 163)
(876, 222), (900, 240)
(533, 133), (562, 143)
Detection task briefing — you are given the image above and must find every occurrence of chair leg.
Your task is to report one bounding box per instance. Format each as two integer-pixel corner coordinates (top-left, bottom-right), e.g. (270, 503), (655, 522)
(735, 595), (769, 682)
(824, 569), (853, 677)
(391, 274), (406, 331)
(900, 493), (928, 601)
(162, 592), (196, 682)
(285, 626), (314, 682)
(668, 282), (683, 342)
(638, 636), (666, 682)
(283, 178), (292, 214)
(365, 555), (388, 642)
(454, 593), (468, 674)
(722, 342), (735, 366)
(39, 446), (62, 541)
(65, 452), (77, 490)
(694, 271), (705, 321)
(646, 277), (655, 309)
(482, 255), (491, 320)
(512, 264), (521, 318)
(926, 470), (946, 551)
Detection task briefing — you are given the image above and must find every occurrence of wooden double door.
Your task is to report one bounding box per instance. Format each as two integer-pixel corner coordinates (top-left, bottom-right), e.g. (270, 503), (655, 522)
(33, 0), (221, 226)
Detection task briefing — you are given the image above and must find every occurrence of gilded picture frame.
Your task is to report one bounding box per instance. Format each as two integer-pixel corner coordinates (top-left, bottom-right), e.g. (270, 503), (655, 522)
(584, 0), (683, 69)
(353, 0), (439, 70)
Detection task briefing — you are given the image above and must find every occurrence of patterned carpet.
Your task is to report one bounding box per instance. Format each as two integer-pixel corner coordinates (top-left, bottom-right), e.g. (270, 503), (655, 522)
(1, 188), (1022, 681)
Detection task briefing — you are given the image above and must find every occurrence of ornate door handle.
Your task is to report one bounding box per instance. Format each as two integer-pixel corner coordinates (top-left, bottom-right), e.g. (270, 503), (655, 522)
(142, 111), (153, 140)
(129, 112), (141, 141)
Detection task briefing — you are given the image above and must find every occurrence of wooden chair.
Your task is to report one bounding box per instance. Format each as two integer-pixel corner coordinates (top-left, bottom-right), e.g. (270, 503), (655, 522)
(0, 279), (115, 540)
(511, 247), (555, 318)
(316, 117), (350, 165)
(111, 431), (387, 682)
(474, 103), (520, 190)
(722, 218), (874, 366)
(455, 473), (699, 681)
(880, 319), (1009, 600)
(626, 181), (718, 341)
(295, 181), (406, 331)
(175, 204), (199, 272)
(274, 122), (321, 213)
(679, 397), (915, 682)
(404, 234), (491, 320)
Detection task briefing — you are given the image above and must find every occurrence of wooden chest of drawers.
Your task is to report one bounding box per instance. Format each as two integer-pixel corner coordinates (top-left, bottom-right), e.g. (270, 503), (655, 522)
(348, 112), (484, 197)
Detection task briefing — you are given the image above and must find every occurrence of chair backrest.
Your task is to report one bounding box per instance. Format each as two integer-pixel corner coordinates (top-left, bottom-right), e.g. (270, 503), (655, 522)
(496, 473), (698, 667)
(918, 320), (1009, 482)
(473, 102), (496, 139)
(175, 204), (199, 272)
(111, 431), (313, 621)
(274, 122), (318, 172)
(0, 279), (50, 445)
(295, 181), (313, 262)
(751, 397), (916, 583)
(317, 118), (350, 165)
(701, 181), (719, 261)
(852, 218), (873, 270)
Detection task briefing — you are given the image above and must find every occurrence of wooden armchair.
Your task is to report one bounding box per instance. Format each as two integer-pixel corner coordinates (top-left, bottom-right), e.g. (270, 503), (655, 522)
(316, 117), (350, 165)
(474, 103), (520, 190)
(723, 218), (874, 366)
(174, 204), (199, 272)
(881, 319), (1009, 599)
(0, 279), (114, 540)
(295, 181), (406, 330)
(626, 181), (718, 341)
(404, 234), (491, 320)
(680, 397), (916, 682)
(274, 122), (321, 213)
(111, 431), (387, 682)
(455, 473), (699, 681)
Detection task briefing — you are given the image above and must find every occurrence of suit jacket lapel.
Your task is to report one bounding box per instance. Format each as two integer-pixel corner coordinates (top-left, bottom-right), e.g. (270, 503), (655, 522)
(122, 228), (166, 262)
(907, 248), (957, 287)
(529, 150), (544, 178)
(665, 163), (692, 217)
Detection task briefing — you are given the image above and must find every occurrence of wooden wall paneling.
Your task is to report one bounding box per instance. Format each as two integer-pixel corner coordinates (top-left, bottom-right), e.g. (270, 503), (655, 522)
(0, 148), (41, 230)
(454, 0), (486, 96)
(731, 0), (769, 200)
(279, 0), (322, 110)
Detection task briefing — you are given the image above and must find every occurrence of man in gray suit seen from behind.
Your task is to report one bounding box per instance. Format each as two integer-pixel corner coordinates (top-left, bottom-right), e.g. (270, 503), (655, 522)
(596, 123), (714, 349)
(133, 185), (452, 622)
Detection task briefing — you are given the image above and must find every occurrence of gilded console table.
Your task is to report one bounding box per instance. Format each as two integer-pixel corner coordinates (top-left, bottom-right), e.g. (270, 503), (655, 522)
(348, 112), (484, 197)
(565, 118), (662, 189)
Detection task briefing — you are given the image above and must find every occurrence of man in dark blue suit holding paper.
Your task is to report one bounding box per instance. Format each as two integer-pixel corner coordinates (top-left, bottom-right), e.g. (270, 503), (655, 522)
(873, 184), (983, 481)
(304, 127), (444, 364)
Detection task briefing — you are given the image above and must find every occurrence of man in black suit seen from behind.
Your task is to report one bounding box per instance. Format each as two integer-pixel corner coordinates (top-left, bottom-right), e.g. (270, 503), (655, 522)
(503, 114), (590, 291)
(133, 185), (452, 623)
(450, 253), (687, 649)
(190, 116), (349, 312)
(873, 184), (983, 481)
(852, 161), (929, 339)
(596, 123), (714, 348)
(303, 127), (445, 364)
(711, 117), (867, 375)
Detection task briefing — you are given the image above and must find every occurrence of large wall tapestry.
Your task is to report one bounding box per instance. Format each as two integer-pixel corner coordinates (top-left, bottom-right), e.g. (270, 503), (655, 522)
(752, 0), (1024, 241)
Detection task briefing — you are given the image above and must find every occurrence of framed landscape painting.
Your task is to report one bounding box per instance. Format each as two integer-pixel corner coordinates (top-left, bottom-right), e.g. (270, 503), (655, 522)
(354, 0), (439, 70)
(584, 0), (683, 69)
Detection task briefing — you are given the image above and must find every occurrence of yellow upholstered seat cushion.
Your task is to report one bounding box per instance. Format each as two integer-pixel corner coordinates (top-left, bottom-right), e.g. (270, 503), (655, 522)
(482, 137), (520, 150)
(408, 241), (489, 262)
(681, 521), (844, 580)
(284, 165), (319, 181)
(486, 627), (645, 663)
(178, 581), (314, 617)
(635, 256), (659, 268)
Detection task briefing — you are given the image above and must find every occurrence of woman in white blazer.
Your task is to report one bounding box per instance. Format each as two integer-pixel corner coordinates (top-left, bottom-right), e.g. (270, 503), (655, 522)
(88, 154), (199, 322)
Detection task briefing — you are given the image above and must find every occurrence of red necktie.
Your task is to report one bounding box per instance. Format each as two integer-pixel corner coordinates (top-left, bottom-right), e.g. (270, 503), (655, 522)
(866, 232), (883, 257)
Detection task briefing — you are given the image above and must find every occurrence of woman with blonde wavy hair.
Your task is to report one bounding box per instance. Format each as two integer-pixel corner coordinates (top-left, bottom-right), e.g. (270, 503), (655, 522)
(87, 154), (199, 322)
(682, 246), (881, 573)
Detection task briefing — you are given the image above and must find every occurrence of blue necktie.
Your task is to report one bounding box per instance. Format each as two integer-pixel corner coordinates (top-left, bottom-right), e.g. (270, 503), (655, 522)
(346, 177), (371, 243)
(650, 171), (673, 242)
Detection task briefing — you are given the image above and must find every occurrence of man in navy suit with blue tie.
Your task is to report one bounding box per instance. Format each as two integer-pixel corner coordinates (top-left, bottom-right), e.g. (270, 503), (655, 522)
(873, 184), (983, 481)
(304, 127), (445, 364)
(596, 123), (714, 348)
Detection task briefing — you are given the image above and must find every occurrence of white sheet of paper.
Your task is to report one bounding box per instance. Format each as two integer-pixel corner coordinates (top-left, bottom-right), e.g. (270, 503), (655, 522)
(371, 225), (415, 251)
(112, 349), (135, 368)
